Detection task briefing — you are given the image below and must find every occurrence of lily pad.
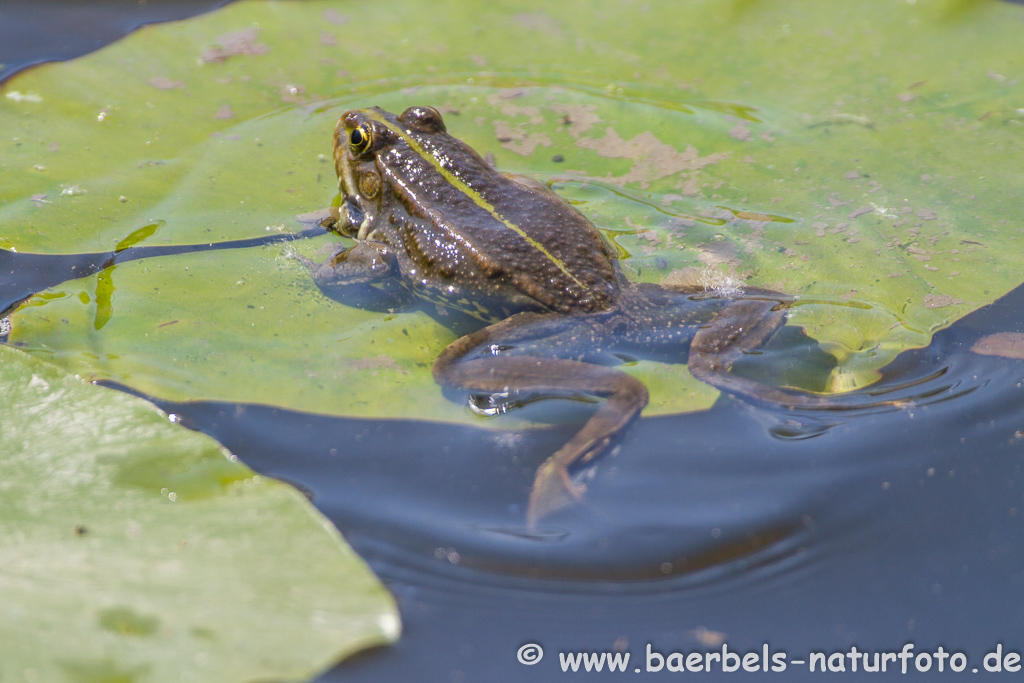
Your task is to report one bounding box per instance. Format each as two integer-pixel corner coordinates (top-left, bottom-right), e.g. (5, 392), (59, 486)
(2, 0), (1023, 419)
(0, 344), (399, 682)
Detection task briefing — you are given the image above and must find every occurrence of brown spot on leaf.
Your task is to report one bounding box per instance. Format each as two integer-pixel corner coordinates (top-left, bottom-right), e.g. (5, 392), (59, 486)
(971, 333), (1024, 360)
(213, 105), (235, 120)
(922, 294), (964, 309)
(847, 206), (872, 219)
(917, 208), (937, 220)
(486, 94), (543, 123)
(492, 120), (550, 156)
(728, 123), (751, 141)
(575, 128), (727, 187)
(696, 240), (740, 268)
(149, 77), (184, 90)
(320, 32), (337, 46)
(201, 28), (269, 63)
(679, 177), (702, 197)
(551, 103), (601, 138)
(323, 9), (349, 25)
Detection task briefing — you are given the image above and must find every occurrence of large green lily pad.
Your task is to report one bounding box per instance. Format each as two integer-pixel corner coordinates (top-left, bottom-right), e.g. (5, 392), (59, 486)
(2, 0), (1023, 419)
(0, 344), (399, 682)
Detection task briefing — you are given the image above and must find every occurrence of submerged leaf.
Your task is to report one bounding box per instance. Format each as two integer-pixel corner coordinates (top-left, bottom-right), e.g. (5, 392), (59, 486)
(971, 332), (1024, 360)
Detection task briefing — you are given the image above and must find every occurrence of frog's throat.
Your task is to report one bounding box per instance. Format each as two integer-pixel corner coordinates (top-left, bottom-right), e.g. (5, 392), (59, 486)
(338, 159), (358, 205)
(364, 109), (587, 291)
(356, 214), (373, 240)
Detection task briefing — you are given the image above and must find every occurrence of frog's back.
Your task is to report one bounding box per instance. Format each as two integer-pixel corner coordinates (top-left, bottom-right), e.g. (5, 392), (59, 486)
(375, 111), (618, 313)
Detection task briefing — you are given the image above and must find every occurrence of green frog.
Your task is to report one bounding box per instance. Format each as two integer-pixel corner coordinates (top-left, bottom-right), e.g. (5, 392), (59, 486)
(299, 106), (828, 526)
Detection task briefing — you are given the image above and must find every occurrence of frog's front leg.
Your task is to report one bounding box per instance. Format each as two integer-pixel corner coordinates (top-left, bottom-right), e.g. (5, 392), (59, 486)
(294, 240), (397, 288)
(432, 312), (649, 527)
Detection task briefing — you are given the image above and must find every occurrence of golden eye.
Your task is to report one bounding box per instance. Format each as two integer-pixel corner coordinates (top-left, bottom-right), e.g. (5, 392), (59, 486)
(349, 124), (372, 155)
(359, 171), (380, 198)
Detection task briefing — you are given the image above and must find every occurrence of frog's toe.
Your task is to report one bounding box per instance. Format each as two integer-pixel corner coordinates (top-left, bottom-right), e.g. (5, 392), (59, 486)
(526, 459), (586, 528)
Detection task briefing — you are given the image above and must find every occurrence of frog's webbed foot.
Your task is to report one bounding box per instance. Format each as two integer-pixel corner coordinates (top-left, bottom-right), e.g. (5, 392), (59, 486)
(689, 296), (835, 408)
(432, 313), (649, 528)
(523, 366), (648, 525)
(528, 458), (586, 526)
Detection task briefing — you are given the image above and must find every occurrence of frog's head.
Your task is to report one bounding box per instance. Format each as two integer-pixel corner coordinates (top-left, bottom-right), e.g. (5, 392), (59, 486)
(330, 105), (447, 240)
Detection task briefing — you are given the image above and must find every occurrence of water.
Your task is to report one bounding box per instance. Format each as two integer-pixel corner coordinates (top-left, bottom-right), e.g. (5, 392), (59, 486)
(0, 1), (231, 84)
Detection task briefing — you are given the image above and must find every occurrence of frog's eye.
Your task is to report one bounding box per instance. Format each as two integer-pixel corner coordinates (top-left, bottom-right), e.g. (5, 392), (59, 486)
(349, 124), (373, 155)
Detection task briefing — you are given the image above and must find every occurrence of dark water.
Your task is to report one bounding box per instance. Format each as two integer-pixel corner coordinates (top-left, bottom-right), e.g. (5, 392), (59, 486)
(0, 1), (231, 84)
(3, 4), (1023, 682)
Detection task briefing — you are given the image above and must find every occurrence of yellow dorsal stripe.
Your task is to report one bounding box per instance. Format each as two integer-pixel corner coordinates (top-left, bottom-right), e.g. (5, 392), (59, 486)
(365, 110), (586, 289)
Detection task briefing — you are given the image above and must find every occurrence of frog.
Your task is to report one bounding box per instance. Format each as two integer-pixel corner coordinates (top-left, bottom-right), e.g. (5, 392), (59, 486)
(298, 105), (832, 527)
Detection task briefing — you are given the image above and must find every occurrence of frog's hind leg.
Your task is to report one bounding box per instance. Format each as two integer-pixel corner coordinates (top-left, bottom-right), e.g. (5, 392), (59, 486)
(688, 297), (834, 407)
(432, 312), (649, 527)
